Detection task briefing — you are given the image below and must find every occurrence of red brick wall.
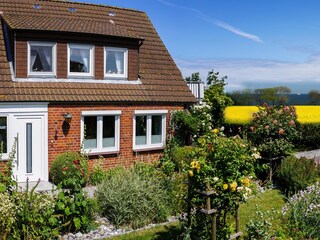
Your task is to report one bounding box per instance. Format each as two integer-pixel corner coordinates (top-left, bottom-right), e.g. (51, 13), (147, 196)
(48, 104), (183, 171)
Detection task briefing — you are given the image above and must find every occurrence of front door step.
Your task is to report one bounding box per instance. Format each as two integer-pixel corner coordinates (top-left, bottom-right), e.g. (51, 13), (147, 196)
(17, 181), (56, 193)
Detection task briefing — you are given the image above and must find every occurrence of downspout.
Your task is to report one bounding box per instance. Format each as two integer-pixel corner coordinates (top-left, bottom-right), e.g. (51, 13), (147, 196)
(137, 39), (144, 80)
(2, 17), (15, 80)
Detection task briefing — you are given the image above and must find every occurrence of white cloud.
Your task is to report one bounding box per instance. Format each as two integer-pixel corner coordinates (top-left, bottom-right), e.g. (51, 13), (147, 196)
(214, 21), (262, 43)
(176, 54), (320, 93)
(157, 0), (262, 43)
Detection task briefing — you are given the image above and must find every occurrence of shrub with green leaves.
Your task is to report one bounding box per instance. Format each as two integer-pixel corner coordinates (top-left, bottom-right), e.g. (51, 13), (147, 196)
(89, 156), (107, 185)
(11, 183), (58, 239)
(50, 151), (89, 188)
(294, 123), (320, 150)
(0, 192), (15, 239)
(276, 156), (319, 196)
(50, 151), (96, 233)
(96, 165), (173, 229)
(171, 145), (193, 172)
(283, 182), (320, 239)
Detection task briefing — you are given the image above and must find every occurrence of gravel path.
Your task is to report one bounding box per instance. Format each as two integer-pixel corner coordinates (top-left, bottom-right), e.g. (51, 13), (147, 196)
(294, 149), (320, 165)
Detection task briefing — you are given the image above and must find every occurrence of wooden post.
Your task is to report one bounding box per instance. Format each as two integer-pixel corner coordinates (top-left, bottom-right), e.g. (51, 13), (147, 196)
(235, 205), (240, 239)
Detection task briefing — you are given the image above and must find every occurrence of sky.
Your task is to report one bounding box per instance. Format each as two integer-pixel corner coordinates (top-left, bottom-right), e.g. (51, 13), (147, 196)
(76, 0), (320, 93)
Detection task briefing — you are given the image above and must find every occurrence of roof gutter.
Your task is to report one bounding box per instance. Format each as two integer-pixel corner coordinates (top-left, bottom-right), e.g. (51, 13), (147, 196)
(2, 18), (13, 62)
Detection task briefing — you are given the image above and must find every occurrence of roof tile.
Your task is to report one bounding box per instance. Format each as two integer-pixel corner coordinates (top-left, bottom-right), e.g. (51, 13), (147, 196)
(0, 0), (195, 104)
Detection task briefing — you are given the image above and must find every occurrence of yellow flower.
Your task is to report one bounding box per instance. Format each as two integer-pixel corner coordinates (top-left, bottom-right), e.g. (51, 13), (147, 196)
(190, 161), (197, 168)
(212, 128), (219, 134)
(188, 170), (194, 177)
(242, 178), (250, 187)
(230, 181), (238, 192)
(223, 184), (228, 190)
(195, 162), (200, 172)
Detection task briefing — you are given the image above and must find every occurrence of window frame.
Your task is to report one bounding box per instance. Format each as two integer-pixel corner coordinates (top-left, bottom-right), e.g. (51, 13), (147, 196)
(104, 47), (128, 79)
(0, 115), (8, 157)
(81, 110), (121, 154)
(68, 44), (94, 78)
(133, 110), (167, 151)
(27, 41), (57, 77)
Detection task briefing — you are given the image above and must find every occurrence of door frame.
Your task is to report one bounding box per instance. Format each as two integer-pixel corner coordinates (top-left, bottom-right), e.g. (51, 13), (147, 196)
(0, 103), (48, 182)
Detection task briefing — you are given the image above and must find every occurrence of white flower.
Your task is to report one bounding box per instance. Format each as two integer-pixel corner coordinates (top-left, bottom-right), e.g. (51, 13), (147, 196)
(237, 186), (243, 192)
(252, 153), (261, 159)
(220, 126), (225, 131)
(213, 177), (219, 182)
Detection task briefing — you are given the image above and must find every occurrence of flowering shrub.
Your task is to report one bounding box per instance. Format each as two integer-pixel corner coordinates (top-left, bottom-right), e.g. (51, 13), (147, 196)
(246, 104), (299, 159)
(50, 151), (89, 188)
(283, 182), (320, 238)
(187, 129), (258, 239)
(0, 192), (15, 239)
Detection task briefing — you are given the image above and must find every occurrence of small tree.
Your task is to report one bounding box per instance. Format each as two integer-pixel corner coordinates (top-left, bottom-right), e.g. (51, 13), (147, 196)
(246, 104), (299, 181)
(204, 70), (233, 128)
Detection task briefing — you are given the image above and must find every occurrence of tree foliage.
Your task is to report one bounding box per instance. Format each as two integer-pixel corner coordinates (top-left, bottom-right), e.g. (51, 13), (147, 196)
(204, 70), (234, 127)
(185, 72), (201, 82)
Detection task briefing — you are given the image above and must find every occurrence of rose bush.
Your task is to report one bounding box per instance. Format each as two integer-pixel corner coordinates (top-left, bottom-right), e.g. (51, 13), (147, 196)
(186, 129), (258, 239)
(246, 104), (299, 159)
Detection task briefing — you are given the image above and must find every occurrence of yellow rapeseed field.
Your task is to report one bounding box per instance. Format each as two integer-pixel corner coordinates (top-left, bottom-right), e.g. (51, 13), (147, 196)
(224, 106), (259, 124)
(295, 106), (320, 124)
(224, 106), (320, 124)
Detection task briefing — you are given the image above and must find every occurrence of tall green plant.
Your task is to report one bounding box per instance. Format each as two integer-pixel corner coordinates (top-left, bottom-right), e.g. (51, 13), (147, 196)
(204, 70), (233, 128)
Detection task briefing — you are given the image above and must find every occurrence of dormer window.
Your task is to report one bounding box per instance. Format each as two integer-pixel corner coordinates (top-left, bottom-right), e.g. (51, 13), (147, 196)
(105, 47), (128, 79)
(28, 42), (56, 77)
(68, 44), (94, 77)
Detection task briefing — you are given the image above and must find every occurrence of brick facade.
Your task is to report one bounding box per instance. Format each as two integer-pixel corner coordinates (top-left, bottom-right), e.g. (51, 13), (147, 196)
(48, 103), (183, 171)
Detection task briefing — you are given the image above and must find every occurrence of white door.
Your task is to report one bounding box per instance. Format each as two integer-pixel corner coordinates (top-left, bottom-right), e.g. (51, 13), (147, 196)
(13, 115), (46, 182)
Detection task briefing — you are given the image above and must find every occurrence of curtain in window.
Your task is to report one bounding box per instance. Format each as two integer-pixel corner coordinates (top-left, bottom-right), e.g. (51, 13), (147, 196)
(114, 52), (123, 74)
(79, 49), (89, 72)
(38, 47), (51, 71)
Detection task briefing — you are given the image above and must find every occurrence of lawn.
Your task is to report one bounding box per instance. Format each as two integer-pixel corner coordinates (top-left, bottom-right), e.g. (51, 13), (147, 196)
(108, 189), (285, 240)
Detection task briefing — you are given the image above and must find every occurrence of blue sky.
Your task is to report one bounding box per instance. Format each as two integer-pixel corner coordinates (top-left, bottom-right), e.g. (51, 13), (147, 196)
(77, 0), (320, 93)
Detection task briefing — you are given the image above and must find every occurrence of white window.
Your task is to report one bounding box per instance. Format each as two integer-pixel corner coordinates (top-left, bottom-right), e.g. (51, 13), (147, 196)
(133, 110), (167, 150)
(104, 47), (128, 79)
(28, 42), (56, 77)
(0, 117), (7, 154)
(68, 44), (94, 77)
(81, 111), (120, 153)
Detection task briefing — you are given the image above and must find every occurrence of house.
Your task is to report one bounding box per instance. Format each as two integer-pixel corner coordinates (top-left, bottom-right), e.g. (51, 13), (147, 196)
(0, 0), (195, 182)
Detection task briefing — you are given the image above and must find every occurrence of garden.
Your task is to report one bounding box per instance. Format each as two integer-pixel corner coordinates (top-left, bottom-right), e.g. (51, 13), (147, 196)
(0, 70), (320, 239)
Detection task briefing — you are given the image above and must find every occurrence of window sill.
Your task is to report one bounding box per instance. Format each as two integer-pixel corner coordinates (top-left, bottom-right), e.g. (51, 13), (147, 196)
(87, 150), (119, 156)
(133, 146), (165, 153)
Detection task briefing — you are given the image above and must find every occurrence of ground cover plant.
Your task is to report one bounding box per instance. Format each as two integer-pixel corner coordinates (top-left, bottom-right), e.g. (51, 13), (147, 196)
(283, 182), (320, 239)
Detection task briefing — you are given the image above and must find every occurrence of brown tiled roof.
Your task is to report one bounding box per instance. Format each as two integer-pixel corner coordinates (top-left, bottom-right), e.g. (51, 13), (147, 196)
(0, 0), (196, 104)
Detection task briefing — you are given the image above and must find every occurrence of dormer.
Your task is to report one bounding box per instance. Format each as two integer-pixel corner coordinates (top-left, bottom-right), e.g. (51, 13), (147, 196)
(2, 3), (144, 83)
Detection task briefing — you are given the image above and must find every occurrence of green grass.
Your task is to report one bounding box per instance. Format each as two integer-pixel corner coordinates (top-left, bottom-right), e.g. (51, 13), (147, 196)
(239, 189), (286, 229)
(107, 222), (181, 240)
(108, 189), (286, 240)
